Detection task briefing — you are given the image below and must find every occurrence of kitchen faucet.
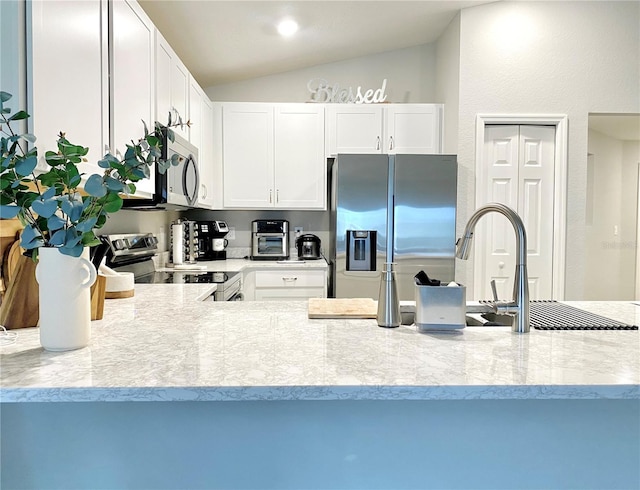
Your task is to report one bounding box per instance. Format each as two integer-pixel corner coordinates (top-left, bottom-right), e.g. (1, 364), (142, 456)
(456, 203), (530, 333)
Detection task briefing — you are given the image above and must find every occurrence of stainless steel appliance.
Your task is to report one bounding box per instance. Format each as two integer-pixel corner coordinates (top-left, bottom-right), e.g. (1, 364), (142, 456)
(330, 154), (458, 300)
(251, 220), (289, 260)
(296, 234), (322, 260)
(194, 220), (230, 261)
(101, 233), (243, 301)
(122, 129), (199, 209)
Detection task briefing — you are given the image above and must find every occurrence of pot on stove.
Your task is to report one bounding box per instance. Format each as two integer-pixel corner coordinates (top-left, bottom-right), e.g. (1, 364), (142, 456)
(296, 234), (322, 260)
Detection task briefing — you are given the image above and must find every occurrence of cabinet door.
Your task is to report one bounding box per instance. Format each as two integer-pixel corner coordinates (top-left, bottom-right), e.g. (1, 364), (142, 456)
(222, 103), (273, 208)
(274, 104), (326, 209)
(111, 0), (155, 196)
(325, 105), (383, 157)
(198, 95), (215, 209)
(385, 104), (442, 154)
(155, 31), (188, 138)
(29, 0), (107, 176)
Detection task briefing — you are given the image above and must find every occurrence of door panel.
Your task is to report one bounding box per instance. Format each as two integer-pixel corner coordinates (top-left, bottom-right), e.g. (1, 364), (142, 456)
(477, 125), (555, 300)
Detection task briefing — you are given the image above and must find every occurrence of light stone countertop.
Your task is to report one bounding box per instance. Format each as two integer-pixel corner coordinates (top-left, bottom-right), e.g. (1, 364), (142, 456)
(1, 285), (638, 403)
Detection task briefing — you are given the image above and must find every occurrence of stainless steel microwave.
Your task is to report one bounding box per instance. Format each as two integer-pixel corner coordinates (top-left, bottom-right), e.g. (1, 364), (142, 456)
(250, 220), (289, 260)
(122, 129), (199, 209)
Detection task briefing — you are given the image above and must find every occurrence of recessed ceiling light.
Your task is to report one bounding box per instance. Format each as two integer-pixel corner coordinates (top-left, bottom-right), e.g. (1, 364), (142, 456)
(277, 18), (298, 37)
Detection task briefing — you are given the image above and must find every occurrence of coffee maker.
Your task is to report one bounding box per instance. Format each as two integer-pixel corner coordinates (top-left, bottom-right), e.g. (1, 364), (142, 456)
(194, 221), (229, 261)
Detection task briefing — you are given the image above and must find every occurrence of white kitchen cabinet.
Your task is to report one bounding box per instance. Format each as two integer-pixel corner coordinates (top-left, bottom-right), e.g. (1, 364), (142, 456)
(155, 30), (189, 139)
(111, 0), (155, 197)
(325, 105), (384, 156)
(325, 103), (443, 157)
(29, 0), (108, 176)
(222, 103), (274, 208)
(384, 104), (442, 154)
(244, 269), (327, 301)
(188, 78), (215, 209)
(222, 103), (325, 210)
(198, 95), (215, 209)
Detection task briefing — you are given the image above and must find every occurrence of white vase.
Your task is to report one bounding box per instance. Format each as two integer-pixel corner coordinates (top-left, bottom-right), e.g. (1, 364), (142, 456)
(35, 247), (97, 351)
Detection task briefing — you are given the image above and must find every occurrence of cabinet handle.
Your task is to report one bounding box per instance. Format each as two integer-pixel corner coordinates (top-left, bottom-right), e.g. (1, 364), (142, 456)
(269, 189), (273, 203)
(276, 189), (279, 203)
(201, 184), (207, 199)
(376, 136), (380, 150)
(283, 277), (298, 282)
(389, 136), (394, 150)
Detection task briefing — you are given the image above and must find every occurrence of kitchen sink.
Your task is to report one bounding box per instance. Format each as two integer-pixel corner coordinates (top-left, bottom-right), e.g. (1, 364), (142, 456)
(465, 312), (513, 327)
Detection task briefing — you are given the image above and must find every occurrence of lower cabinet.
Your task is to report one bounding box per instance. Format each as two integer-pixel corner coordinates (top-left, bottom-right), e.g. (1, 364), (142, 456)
(243, 269), (327, 301)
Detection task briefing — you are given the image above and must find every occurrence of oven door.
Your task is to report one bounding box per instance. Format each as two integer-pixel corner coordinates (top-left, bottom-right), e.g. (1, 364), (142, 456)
(251, 233), (288, 259)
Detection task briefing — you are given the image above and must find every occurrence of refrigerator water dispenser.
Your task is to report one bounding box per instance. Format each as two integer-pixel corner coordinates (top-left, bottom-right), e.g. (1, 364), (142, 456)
(346, 230), (377, 271)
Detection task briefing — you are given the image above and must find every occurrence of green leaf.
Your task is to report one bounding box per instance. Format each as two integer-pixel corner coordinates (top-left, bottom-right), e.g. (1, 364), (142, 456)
(8, 110), (29, 121)
(32, 197), (58, 218)
(170, 153), (181, 166)
(102, 193), (123, 213)
(104, 176), (124, 192)
(21, 133), (36, 143)
(84, 174), (107, 197)
(20, 225), (45, 249)
(0, 91), (11, 103)
(76, 216), (97, 233)
(0, 204), (20, 219)
(47, 214), (66, 231)
(81, 230), (101, 247)
(60, 196), (83, 222)
(59, 243), (84, 257)
(49, 229), (66, 246)
(14, 155), (38, 176)
(64, 227), (82, 247)
(41, 186), (57, 200)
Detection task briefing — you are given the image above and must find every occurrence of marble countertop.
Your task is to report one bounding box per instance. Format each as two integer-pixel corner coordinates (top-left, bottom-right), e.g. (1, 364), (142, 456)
(1, 285), (638, 403)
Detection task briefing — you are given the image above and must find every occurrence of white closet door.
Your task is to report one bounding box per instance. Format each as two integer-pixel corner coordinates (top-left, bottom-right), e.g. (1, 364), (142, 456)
(476, 125), (555, 300)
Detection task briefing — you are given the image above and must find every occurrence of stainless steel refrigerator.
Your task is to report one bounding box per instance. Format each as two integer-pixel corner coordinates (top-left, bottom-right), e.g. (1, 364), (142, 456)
(329, 154), (458, 300)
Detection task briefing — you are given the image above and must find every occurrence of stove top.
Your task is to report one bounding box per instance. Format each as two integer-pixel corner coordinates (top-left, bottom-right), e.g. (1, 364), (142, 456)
(136, 270), (240, 285)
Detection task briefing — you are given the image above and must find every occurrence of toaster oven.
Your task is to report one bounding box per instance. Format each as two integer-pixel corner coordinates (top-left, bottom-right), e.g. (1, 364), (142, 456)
(250, 220), (289, 260)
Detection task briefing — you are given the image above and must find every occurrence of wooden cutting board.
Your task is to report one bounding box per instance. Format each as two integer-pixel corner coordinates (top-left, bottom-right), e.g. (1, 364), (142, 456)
(308, 298), (378, 319)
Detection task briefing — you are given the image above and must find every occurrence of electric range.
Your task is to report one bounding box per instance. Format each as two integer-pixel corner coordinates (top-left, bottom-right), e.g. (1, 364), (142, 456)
(99, 233), (243, 301)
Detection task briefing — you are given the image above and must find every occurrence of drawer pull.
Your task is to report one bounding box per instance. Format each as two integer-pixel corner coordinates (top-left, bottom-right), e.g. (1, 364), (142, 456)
(282, 277), (298, 282)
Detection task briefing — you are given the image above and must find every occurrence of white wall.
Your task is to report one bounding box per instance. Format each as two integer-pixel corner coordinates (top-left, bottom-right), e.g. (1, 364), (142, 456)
(435, 14), (460, 155)
(586, 129), (624, 299)
(456, 1), (640, 299)
(206, 43), (438, 103)
(621, 140), (640, 298)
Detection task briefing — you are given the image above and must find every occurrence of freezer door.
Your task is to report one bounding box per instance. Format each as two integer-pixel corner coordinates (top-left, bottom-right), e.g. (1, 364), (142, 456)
(334, 154), (389, 298)
(394, 154), (457, 300)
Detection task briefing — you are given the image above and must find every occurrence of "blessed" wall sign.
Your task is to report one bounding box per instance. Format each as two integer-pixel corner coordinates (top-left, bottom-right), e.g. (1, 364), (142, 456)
(307, 78), (388, 104)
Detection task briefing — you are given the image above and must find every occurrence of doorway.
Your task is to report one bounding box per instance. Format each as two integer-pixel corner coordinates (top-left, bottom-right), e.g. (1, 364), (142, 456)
(475, 114), (568, 300)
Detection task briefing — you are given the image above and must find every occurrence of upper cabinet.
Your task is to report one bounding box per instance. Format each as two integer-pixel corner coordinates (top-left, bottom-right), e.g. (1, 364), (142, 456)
(189, 78), (215, 209)
(155, 31), (189, 139)
(325, 105), (384, 155)
(111, 0), (155, 197)
(325, 103), (443, 157)
(29, 0), (108, 176)
(222, 103), (325, 210)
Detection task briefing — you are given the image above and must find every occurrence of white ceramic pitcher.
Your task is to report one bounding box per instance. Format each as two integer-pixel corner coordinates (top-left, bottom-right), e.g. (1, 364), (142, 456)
(36, 247), (96, 351)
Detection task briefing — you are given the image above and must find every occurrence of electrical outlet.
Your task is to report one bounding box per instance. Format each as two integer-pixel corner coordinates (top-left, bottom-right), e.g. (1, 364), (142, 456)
(227, 227), (236, 240)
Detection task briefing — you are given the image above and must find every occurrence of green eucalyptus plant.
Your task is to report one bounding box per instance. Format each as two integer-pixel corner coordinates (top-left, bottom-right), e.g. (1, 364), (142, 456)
(0, 91), (184, 259)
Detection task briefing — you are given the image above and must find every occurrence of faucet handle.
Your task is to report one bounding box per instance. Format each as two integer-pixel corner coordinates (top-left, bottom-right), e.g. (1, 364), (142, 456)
(490, 279), (499, 302)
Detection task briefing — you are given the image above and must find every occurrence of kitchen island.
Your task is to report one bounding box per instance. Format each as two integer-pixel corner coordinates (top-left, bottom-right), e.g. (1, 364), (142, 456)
(1, 285), (639, 489)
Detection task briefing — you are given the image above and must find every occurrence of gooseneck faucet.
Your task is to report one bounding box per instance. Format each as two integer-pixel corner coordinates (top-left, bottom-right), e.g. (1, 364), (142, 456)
(456, 203), (530, 333)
